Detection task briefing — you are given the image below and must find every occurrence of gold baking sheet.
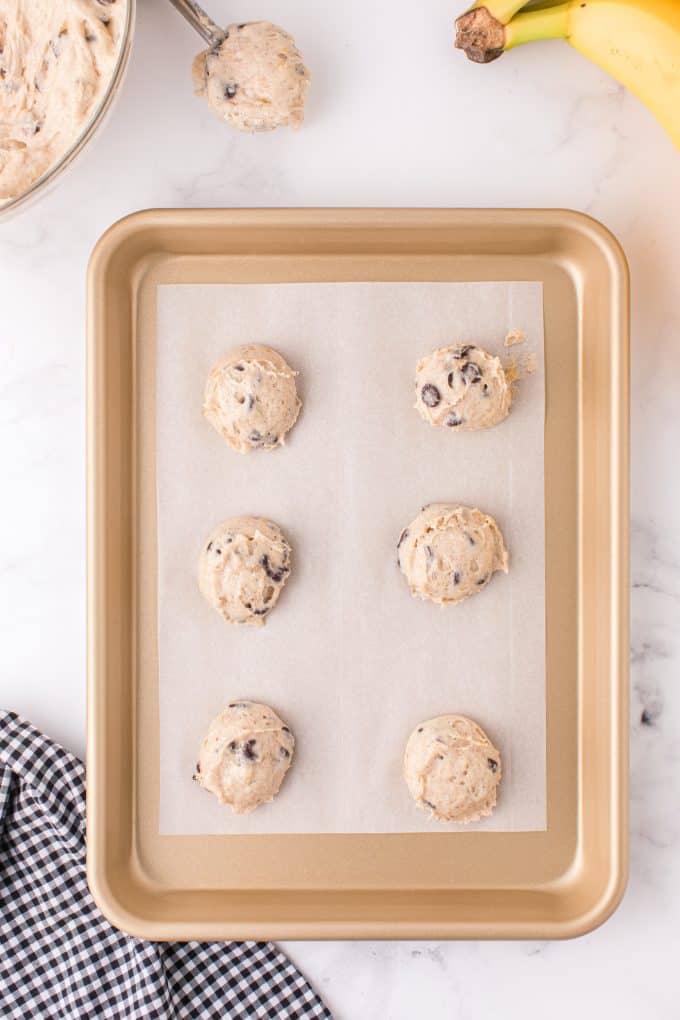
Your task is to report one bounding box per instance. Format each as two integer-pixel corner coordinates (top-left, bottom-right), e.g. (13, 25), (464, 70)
(86, 208), (629, 940)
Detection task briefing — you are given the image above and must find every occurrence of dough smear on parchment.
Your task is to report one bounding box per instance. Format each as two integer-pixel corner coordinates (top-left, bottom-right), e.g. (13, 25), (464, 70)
(403, 714), (502, 823)
(504, 328), (526, 348)
(194, 701), (295, 813)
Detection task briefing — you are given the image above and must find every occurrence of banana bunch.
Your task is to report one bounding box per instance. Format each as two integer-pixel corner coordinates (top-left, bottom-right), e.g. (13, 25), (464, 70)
(455, 0), (680, 149)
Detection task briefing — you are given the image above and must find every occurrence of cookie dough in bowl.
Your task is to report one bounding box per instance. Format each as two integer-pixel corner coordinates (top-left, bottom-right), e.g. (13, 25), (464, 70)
(415, 343), (511, 431)
(0, 0), (131, 206)
(397, 503), (508, 606)
(404, 714), (502, 823)
(199, 516), (292, 625)
(192, 22), (310, 132)
(203, 344), (301, 453)
(194, 701), (295, 813)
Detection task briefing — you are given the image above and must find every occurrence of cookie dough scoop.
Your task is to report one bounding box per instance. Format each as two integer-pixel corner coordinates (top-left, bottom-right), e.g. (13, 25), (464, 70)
(397, 503), (508, 606)
(194, 701), (295, 813)
(168, 0), (310, 131)
(415, 343), (512, 431)
(199, 516), (292, 625)
(203, 344), (302, 453)
(404, 714), (502, 823)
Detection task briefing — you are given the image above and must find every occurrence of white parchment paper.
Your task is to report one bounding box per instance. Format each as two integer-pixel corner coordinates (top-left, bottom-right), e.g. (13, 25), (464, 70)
(157, 281), (546, 834)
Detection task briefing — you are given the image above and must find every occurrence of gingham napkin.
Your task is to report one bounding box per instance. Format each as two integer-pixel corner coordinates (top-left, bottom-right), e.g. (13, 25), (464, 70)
(0, 711), (332, 1020)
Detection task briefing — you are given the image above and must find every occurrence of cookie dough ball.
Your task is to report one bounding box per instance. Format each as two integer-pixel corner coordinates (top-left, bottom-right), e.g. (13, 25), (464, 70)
(415, 343), (511, 431)
(397, 503), (508, 606)
(194, 701), (295, 813)
(199, 516), (292, 625)
(404, 715), (501, 823)
(203, 344), (301, 454)
(192, 22), (311, 132)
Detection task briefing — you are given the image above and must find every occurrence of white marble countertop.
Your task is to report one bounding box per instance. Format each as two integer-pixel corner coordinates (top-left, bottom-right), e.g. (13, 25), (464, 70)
(1, 0), (678, 1016)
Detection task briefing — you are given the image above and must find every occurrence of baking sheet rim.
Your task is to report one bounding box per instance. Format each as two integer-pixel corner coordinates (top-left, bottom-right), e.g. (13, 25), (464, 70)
(86, 207), (629, 940)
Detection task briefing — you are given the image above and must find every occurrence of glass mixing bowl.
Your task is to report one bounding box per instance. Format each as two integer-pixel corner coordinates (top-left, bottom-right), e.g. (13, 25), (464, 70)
(0, 0), (136, 220)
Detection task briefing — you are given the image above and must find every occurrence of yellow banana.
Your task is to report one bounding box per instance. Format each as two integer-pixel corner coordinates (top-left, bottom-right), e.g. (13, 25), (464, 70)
(456, 0), (680, 149)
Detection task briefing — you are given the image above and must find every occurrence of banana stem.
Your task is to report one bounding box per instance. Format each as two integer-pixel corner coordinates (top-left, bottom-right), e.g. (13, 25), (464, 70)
(467, 0), (530, 24)
(505, 3), (571, 49)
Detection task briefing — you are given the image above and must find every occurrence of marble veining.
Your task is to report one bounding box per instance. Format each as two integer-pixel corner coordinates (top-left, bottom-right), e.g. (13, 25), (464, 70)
(1, 0), (679, 1016)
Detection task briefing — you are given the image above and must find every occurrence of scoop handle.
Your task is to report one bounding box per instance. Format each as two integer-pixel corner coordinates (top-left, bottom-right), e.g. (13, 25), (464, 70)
(166, 0), (225, 48)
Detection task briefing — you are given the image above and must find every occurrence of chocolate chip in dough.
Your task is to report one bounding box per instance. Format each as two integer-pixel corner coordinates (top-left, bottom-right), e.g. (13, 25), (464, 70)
(487, 758), (499, 773)
(260, 554), (288, 584)
(453, 344), (475, 360)
(461, 361), (482, 384)
(243, 739), (258, 761)
(421, 384), (441, 408)
(224, 83), (238, 99)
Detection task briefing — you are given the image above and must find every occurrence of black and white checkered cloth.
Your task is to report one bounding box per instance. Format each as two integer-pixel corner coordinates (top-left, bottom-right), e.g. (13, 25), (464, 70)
(0, 711), (332, 1019)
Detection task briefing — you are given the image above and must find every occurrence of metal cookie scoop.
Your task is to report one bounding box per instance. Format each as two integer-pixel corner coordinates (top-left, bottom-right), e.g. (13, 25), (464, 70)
(167, 0), (311, 132)
(167, 0), (225, 48)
